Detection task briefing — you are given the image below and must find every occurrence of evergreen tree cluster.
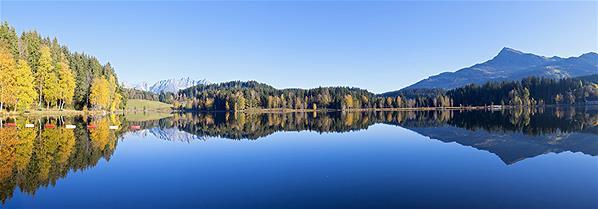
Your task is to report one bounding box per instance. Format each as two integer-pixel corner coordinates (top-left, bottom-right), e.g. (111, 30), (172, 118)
(447, 77), (598, 106)
(172, 80), (455, 111)
(122, 88), (160, 101)
(122, 88), (176, 104)
(173, 77), (597, 111)
(0, 22), (123, 111)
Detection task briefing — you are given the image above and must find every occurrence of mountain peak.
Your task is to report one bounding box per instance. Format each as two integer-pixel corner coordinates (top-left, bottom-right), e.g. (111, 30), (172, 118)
(494, 47), (532, 59)
(488, 47), (547, 67)
(400, 48), (597, 90)
(580, 52), (598, 59)
(126, 78), (208, 93)
(499, 47), (523, 55)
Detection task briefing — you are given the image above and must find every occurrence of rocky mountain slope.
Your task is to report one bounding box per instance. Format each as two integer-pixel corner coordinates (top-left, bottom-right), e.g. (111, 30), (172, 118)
(125, 77), (208, 93)
(403, 47), (598, 90)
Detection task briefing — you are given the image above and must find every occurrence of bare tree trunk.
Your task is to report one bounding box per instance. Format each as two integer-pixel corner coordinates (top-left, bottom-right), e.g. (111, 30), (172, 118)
(38, 87), (42, 108)
(0, 87), (3, 112)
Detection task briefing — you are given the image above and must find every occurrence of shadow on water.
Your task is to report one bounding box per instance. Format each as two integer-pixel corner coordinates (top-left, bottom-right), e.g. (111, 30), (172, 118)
(0, 106), (596, 203)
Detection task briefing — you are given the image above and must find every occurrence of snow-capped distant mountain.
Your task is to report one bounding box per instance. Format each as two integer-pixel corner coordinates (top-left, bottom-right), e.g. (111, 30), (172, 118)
(125, 77), (208, 93)
(126, 81), (151, 92)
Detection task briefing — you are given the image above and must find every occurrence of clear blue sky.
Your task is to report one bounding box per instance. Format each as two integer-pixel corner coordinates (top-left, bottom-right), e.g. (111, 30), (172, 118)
(1, 1), (596, 93)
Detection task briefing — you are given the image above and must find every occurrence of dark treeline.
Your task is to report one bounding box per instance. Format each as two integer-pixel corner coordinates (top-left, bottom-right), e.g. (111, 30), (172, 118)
(122, 88), (176, 104)
(122, 88), (160, 101)
(379, 88), (446, 99)
(172, 81), (452, 111)
(174, 81), (381, 111)
(171, 78), (597, 112)
(448, 77), (598, 106)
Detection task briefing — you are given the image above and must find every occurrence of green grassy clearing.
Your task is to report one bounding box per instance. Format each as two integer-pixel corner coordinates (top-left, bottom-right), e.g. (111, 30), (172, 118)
(125, 99), (172, 111)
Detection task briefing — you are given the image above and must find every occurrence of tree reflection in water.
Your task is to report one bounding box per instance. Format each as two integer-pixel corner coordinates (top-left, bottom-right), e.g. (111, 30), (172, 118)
(0, 106), (596, 203)
(0, 116), (124, 203)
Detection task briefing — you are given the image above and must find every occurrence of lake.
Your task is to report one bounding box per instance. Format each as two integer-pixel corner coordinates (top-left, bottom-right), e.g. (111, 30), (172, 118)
(1, 107), (597, 209)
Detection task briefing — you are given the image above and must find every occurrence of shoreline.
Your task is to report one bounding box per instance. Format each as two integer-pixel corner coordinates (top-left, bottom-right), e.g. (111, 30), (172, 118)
(0, 109), (171, 117)
(1, 104), (594, 117)
(173, 104), (594, 114)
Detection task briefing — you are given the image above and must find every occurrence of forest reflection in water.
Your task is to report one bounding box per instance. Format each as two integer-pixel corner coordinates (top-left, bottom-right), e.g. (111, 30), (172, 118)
(0, 115), (124, 203)
(0, 106), (596, 204)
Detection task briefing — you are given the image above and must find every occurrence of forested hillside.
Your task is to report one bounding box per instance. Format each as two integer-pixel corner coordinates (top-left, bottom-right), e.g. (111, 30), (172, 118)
(173, 78), (597, 111)
(174, 81), (378, 111)
(378, 88), (446, 99)
(0, 22), (123, 112)
(447, 77), (598, 106)
(173, 80), (450, 111)
(123, 88), (160, 101)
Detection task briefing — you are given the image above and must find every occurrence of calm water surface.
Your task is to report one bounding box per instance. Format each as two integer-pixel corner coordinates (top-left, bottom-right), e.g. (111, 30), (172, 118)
(1, 107), (597, 209)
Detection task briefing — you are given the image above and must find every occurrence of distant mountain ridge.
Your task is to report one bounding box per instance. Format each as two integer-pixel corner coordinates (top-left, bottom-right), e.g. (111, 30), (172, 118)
(125, 77), (208, 94)
(402, 47), (598, 90)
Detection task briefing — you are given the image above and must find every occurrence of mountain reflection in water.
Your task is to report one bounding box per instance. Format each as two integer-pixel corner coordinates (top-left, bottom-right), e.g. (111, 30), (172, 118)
(0, 106), (596, 204)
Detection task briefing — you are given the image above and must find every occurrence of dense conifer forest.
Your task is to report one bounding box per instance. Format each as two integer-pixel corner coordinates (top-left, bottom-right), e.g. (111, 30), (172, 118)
(447, 77), (598, 106)
(122, 88), (160, 101)
(171, 77), (597, 111)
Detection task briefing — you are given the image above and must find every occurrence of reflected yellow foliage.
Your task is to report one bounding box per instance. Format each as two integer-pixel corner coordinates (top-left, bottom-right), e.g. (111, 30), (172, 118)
(0, 115), (122, 203)
(0, 128), (18, 181)
(90, 118), (110, 151)
(89, 117), (118, 153)
(15, 127), (34, 173)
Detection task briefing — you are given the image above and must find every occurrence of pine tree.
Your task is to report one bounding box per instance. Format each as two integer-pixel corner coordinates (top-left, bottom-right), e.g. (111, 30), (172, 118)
(0, 22), (19, 57)
(21, 31), (42, 73)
